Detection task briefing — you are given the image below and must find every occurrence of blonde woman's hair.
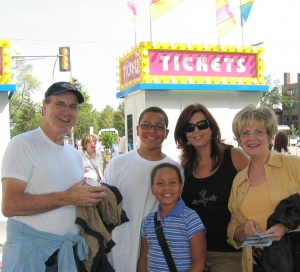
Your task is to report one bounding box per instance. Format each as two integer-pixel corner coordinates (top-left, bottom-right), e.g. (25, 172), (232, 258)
(232, 105), (278, 143)
(81, 134), (98, 151)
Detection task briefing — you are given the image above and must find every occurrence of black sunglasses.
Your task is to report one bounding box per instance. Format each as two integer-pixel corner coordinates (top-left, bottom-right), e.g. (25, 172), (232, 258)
(185, 120), (210, 133)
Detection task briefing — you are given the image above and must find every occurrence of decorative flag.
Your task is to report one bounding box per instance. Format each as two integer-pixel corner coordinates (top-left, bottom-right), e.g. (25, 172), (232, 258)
(240, 0), (254, 27)
(216, 0), (236, 38)
(150, 0), (183, 21)
(127, 0), (137, 24)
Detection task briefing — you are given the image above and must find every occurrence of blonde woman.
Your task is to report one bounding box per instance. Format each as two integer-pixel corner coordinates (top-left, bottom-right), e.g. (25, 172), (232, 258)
(227, 105), (300, 272)
(81, 134), (104, 183)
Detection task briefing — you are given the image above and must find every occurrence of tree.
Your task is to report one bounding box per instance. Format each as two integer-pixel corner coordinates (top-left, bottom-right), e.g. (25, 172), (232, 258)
(9, 62), (125, 141)
(113, 102), (125, 136)
(72, 80), (99, 140)
(101, 132), (117, 149)
(260, 75), (296, 113)
(10, 58), (42, 137)
(290, 124), (298, 137)
(98, 106), (115, 131)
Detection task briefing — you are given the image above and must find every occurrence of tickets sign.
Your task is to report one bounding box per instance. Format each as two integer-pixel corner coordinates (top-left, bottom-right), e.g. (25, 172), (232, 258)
(121, 51), (140, 85)
(149, 51), (256, 78)
(0, 47), (2, 76)
(118, 42), (265, 91)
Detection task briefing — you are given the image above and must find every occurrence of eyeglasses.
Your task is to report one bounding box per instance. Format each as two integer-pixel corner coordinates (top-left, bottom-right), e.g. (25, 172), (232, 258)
(52, 101), (79, 112)
(185, 120), (210, 133)
(240, 130), (267, 138)
(88, 140), (97, 144)
(139, 123), (166, 131)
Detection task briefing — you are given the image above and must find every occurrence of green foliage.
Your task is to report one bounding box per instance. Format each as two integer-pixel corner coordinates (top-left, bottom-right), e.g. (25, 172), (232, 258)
(260, 76), (283, 108)
(10, 58), (42, 137)
(72, 80), (99, 139)
(113, 102), (125, 136)
(260, 75), (296, 114)
(9, 63), (125, 139)
(95, 102), (125, 137)
(98, 106), (115, 129)
(290, 124), (298, 137)
(101, 132), (117, 148)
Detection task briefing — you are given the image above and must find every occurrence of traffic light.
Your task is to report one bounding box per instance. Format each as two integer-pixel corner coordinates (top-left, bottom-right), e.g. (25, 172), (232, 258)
(59, 47), (71, 72)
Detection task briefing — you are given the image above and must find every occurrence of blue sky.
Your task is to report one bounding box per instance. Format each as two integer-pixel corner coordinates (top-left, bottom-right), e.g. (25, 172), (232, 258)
(1, 0), (300, 110)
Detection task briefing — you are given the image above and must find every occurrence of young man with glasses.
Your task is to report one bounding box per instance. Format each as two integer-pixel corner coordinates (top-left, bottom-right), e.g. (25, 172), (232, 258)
(1, 82), (107, 271)
(174, 103), (249, 272)
(103, 106), (183, 272)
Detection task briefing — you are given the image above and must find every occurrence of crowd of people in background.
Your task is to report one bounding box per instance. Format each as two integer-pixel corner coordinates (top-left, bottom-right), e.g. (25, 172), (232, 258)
(1, 81), (299, 272)
(74, 134), (134, 174)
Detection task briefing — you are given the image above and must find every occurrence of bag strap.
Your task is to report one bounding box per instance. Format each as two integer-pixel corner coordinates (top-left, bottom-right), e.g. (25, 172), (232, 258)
(86, 154), (102, 182)
(154, 212), (178, 272)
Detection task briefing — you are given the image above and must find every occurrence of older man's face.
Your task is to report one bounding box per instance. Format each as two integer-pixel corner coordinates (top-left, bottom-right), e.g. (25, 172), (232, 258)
(43, 92), (79, 138)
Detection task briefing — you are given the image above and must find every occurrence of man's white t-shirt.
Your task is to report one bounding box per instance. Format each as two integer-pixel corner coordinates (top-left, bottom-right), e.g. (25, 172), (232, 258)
(1, 127), (84, 235)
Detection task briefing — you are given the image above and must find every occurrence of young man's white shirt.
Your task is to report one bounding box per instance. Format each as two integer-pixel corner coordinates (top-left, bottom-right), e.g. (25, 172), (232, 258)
(103, 150), (182, 272)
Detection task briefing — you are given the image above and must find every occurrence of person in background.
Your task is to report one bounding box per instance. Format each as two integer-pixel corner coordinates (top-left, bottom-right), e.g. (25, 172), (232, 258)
(1, 82), (107, 271)
(128, 142), (133, 151)
(273, 131), (290, 154)
(74, 138), (79, 150)
(118, 136), (134, 155)
(227, 104), (300, 272)
(81, 134), (104, 183)
(174, 103), (249, 272)
(118, 135), (127, 155)
(111, 136), (120, 158)
(137, 163), (206, 272)
(103, 106), (183, 272)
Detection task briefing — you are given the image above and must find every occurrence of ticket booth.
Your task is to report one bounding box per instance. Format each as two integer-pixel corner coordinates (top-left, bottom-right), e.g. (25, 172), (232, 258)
(117, 42), (268, 160)
(0, 40), (16, 243)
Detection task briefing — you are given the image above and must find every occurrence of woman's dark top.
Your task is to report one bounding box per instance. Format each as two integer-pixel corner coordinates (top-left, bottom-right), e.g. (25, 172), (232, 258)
(182, 145), (240, 252)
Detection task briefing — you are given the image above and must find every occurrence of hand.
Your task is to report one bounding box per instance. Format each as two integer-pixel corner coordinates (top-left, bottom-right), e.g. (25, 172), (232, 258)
(66, 179), (107, 206)
(262, 223), (288, 241)
(84, 166), (90, 173)
(244, 219), (261, 236)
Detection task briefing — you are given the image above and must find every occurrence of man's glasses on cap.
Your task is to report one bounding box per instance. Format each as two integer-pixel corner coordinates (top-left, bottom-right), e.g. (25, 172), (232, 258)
(185, 120), (210, 133)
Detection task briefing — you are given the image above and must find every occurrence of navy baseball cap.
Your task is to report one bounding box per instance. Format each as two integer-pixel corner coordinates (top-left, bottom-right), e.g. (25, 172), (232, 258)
(45, 82), (84, 104)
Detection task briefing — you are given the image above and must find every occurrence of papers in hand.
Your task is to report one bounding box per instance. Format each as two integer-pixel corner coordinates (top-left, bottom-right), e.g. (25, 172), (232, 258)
(242, 232), (276, 247)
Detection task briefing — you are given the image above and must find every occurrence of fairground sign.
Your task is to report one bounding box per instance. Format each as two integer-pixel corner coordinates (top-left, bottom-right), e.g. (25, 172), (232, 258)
(117, 42), (267, 98)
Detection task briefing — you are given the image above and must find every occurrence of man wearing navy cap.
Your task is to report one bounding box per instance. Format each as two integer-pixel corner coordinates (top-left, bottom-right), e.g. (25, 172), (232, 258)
(1, 82), (107, 271)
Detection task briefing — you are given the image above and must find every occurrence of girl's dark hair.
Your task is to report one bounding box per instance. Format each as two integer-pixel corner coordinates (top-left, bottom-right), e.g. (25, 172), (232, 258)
(273, 131), (289, 153)
(151, 163), (182, 185)
(174, 103), (225, 178)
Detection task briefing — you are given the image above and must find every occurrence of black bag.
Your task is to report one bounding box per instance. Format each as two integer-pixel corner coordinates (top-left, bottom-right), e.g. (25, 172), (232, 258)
(290, 232), (300, 272)
(262, 193), (300, 272)
(252, 247), (263, 268)
(262, 234), (293, 272)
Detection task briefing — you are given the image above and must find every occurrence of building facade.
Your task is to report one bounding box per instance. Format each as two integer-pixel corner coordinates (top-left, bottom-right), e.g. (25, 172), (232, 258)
(282, 73), (300, 132)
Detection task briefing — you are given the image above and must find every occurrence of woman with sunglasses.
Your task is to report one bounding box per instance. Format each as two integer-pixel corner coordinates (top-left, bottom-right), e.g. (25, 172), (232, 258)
(174, 103), (249, 272)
